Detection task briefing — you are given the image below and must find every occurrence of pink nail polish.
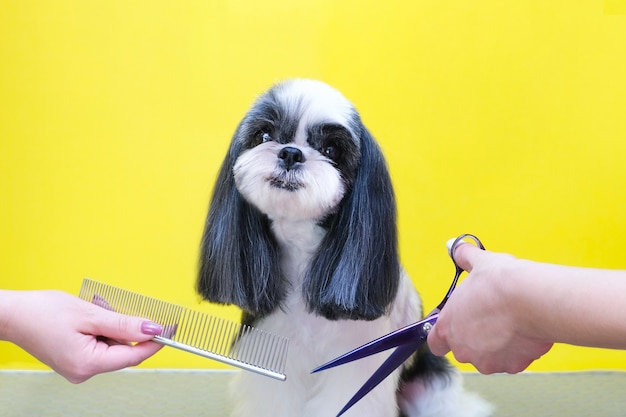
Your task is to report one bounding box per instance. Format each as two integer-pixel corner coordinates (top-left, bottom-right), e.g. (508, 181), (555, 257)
(141, 321), (163, 336)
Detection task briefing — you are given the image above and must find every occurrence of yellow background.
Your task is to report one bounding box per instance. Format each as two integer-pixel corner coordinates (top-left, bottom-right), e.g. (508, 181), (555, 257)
(1, 0), (625, 372)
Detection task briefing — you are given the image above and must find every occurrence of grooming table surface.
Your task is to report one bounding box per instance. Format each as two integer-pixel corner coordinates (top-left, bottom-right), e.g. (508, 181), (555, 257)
(0, 370), (624, 416)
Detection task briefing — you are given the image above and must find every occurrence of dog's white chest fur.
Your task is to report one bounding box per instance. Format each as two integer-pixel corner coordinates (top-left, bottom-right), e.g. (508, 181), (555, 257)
(229, 218), (432, 417)
(271, 218), (325, 284)
(230, 220), (420, 417)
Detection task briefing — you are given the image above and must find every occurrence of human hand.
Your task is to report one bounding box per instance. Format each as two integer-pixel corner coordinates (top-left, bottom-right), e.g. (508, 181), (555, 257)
(427, 242), (553, 374)
(2, 290), (164, 383)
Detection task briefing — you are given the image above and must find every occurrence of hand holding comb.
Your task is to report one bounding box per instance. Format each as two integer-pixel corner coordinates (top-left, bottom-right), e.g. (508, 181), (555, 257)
(79, 278), (289, 381)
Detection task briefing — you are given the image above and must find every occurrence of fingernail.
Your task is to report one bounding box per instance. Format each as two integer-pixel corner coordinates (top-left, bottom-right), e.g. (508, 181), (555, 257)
(91, 294), (115, 311)
(447, 236), (473, 256)
(446, 237), (458, 254)
(141, 321), (163, 336)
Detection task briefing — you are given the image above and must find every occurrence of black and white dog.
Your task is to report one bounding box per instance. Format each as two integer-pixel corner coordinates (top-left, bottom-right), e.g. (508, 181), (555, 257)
(197, 79), (492, 417)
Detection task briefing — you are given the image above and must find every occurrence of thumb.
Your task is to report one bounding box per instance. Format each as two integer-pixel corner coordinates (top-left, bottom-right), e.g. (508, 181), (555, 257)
(447, 239), (487, 273)
(427, 319), (451, 357)
(87, 307), (163, 342)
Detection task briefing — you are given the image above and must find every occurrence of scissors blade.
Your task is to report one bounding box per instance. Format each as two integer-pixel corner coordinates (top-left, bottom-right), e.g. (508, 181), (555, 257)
(312, 314), (438, 373)
(335, 341), (422, 417)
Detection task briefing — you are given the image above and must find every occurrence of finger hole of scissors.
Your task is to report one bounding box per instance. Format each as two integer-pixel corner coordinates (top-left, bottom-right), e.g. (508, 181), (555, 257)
(449, 234), (485, 267)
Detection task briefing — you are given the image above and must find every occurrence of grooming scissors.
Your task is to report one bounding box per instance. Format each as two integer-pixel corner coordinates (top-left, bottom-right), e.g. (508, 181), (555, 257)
(311, 234), (485, 417)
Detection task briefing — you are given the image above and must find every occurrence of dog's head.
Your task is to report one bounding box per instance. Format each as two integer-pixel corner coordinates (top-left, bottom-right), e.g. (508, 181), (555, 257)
(198, 79), (399, 321)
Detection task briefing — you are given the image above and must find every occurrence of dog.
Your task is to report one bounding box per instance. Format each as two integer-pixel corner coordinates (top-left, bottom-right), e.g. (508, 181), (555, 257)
(197, 79), (492, 417)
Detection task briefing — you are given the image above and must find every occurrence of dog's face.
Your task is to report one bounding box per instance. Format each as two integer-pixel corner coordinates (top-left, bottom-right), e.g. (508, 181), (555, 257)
(199, 79), (399, 320)
(232, 79), (362, 221)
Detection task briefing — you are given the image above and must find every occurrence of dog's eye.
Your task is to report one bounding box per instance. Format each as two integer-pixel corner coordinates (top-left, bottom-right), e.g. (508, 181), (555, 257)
(322, 145), (339, 160)
(253, 131), (272, 146)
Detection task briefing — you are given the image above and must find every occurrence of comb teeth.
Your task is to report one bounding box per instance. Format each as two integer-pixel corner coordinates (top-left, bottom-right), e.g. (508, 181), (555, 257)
(79, 278), (289, 381)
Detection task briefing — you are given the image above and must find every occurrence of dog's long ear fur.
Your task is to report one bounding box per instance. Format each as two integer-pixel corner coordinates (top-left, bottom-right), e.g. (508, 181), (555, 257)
(304, 124), (400, 321)
(197, 129), (286, 317)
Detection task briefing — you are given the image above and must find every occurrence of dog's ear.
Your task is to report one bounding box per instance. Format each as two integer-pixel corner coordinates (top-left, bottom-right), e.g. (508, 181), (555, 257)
(197, 131), (286, 316)
(304, 125), (400, 320)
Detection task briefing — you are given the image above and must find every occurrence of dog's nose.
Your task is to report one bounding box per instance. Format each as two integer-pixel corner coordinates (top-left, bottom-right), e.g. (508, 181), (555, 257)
(278, 146), (305, 171)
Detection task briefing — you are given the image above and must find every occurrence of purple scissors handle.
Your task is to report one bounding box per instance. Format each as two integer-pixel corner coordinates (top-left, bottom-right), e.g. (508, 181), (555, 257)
(311, 234), (485, 417)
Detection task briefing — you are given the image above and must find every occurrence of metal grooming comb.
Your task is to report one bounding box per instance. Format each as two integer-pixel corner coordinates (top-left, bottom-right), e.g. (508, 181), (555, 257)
(78, 278), (289, 381)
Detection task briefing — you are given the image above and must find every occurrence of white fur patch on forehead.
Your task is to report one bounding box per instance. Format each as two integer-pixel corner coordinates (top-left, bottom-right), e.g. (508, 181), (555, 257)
(274, 79), (358, 141)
